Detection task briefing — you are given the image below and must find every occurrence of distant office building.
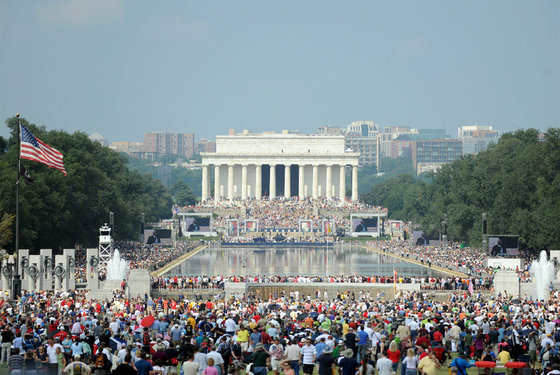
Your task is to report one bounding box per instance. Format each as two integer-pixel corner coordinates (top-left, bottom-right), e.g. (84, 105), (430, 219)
(345, 135), (379, 168)
(412, 139), (463, 174)
(317, 126), (344, 135)
(89, 132), (108, 146)
(408, 128), (448, 141)
(458, 125), (499, 155)
(195, 138), (216, 154)
(144, 132), (194, 158)
(389, 134), (413, 159)
(378, 126), (414, 158)
(343, 121), (379, 168)
(346, 121), (379, 137)
(110, 141), (145, 154)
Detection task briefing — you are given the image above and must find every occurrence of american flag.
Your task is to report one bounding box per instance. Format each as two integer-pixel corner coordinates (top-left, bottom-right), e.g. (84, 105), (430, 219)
(468, 280), (474, 295)
(20, 125), (67, 175)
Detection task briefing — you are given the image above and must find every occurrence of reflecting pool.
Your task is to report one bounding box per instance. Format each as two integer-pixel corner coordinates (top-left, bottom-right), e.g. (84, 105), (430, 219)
(164, 245), (442, 277)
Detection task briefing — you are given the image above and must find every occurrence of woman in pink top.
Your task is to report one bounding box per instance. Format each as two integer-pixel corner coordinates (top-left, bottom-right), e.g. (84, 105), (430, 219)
(203, 358), (218, 375)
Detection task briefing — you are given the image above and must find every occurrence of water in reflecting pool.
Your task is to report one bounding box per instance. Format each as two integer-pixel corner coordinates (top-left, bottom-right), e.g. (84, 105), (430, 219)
(164, 245), (442, 277)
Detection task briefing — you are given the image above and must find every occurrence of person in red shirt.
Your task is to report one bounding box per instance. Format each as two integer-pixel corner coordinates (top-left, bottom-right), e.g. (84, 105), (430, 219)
(387, 341), (401, 372)
(415, 333), (430, 348)
(433, 330), (443, 344)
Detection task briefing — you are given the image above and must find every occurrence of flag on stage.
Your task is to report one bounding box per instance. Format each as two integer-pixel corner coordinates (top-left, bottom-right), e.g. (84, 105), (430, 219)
(20, 125), (67, 175)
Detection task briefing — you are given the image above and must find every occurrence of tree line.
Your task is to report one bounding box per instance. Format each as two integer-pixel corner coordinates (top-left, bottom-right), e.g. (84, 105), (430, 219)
(361, 128), (560, 252)
(0, 116), (197, 253)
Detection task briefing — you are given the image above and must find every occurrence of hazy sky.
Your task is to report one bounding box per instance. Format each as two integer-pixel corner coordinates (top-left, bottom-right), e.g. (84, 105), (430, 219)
(1, 1), (558, 142)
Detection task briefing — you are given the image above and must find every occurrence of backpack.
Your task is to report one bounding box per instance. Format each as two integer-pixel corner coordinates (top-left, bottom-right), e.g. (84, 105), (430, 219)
(143, 333), (151, 346)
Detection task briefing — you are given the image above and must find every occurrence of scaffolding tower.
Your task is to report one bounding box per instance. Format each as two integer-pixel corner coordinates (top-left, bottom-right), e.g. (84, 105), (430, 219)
(99, 224), (113, 271)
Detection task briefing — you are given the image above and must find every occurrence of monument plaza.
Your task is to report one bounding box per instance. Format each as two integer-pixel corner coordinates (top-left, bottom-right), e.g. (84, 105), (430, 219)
(200, 133), (360, 201)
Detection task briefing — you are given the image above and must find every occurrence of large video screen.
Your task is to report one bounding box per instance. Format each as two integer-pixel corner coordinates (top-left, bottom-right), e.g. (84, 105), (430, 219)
(144, 229), (172, 245)
(180, 214), (212, 234)
(245, 220), (258, 232)
(351, 217), (378, 233)
(300, 220), (312, 233)
(227, 219), (239, 237)
(488, 236), (520, 257)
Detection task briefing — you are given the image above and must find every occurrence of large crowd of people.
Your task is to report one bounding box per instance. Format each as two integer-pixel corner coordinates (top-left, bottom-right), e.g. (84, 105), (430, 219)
(1, 285), (559, 375)
(74, 242), (204, 283)
(178, 198), (385, 233)
(150, 274), (493, 293)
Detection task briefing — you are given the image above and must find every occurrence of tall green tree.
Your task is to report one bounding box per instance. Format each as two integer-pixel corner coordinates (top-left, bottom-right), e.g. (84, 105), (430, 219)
(0, 116), (173, 252)
(171, 180), (198, 206)
(361, 128), (560, 251)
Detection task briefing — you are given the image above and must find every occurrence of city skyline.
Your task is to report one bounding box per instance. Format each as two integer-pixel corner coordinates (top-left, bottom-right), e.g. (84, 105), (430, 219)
(1, 0), (558, 142)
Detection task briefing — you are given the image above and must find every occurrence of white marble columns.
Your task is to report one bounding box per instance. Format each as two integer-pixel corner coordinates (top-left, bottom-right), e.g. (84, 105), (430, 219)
(339, 165), (346, 201)
(269, 165), (276, 198)
(204, 162), (357, 201)
(352, 165), (358, 201)
(241, 165), (248, 199)
(298, 165), (305, 199)
(325, 165), (332, 199)
(284, 165), (291, 198)
(201, 165), (209, 201)
(227, 165), (234, 200)
(255, 165), (262, 199)
(214, 165), (221, 199)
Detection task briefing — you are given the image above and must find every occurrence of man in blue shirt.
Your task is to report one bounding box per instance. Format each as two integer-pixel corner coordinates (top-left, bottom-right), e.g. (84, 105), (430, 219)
(450, 353), (475, 375)
(135, 351), (154, 375)
(357, 326), (369, 363)
(315, 337), (327, 357)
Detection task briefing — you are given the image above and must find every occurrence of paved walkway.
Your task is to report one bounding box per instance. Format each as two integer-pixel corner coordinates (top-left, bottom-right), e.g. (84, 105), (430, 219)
(150, 245), (207, 277)
(364, 244), (469, 278)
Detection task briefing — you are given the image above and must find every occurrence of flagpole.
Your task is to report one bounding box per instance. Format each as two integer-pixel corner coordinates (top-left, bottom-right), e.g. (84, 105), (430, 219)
(14, 114), (21, 289)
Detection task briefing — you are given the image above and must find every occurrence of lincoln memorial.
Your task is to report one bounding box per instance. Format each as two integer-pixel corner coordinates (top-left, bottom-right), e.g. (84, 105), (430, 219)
(200, 134), (360, 201)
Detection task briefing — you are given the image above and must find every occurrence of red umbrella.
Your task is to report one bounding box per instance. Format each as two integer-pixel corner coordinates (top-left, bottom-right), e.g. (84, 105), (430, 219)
(141, 316), (155, 327)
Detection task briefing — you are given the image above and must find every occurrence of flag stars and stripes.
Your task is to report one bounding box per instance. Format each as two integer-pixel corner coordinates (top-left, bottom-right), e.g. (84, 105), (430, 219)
(20, 124), (67, 175)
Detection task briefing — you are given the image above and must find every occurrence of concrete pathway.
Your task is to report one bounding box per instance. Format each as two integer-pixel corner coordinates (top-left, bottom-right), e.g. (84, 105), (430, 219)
(364, 244), (469, 278)
(150, 245), (207, 277)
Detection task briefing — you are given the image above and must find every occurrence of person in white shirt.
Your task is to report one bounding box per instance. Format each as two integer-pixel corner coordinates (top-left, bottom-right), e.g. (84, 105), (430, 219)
(193, 347), (207, 375)
(117, 344), (128, 364)
(46, 338), (64, 374)
(71, 321), (83, 335)
(300, 339), (317, 375)
(376, 351), (393, 375)
(401, 348), (418, 375)
(225, 317), (237, 335)
(207, 347), (225, 375)
(109, 319), (120, 335)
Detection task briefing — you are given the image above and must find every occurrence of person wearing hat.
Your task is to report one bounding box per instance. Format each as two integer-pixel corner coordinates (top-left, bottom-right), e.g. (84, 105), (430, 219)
(63, 354), (92, 375)
(338, 348), (358, 375)
(250, 343), (270, 375)
(317, 347), (335, 375)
